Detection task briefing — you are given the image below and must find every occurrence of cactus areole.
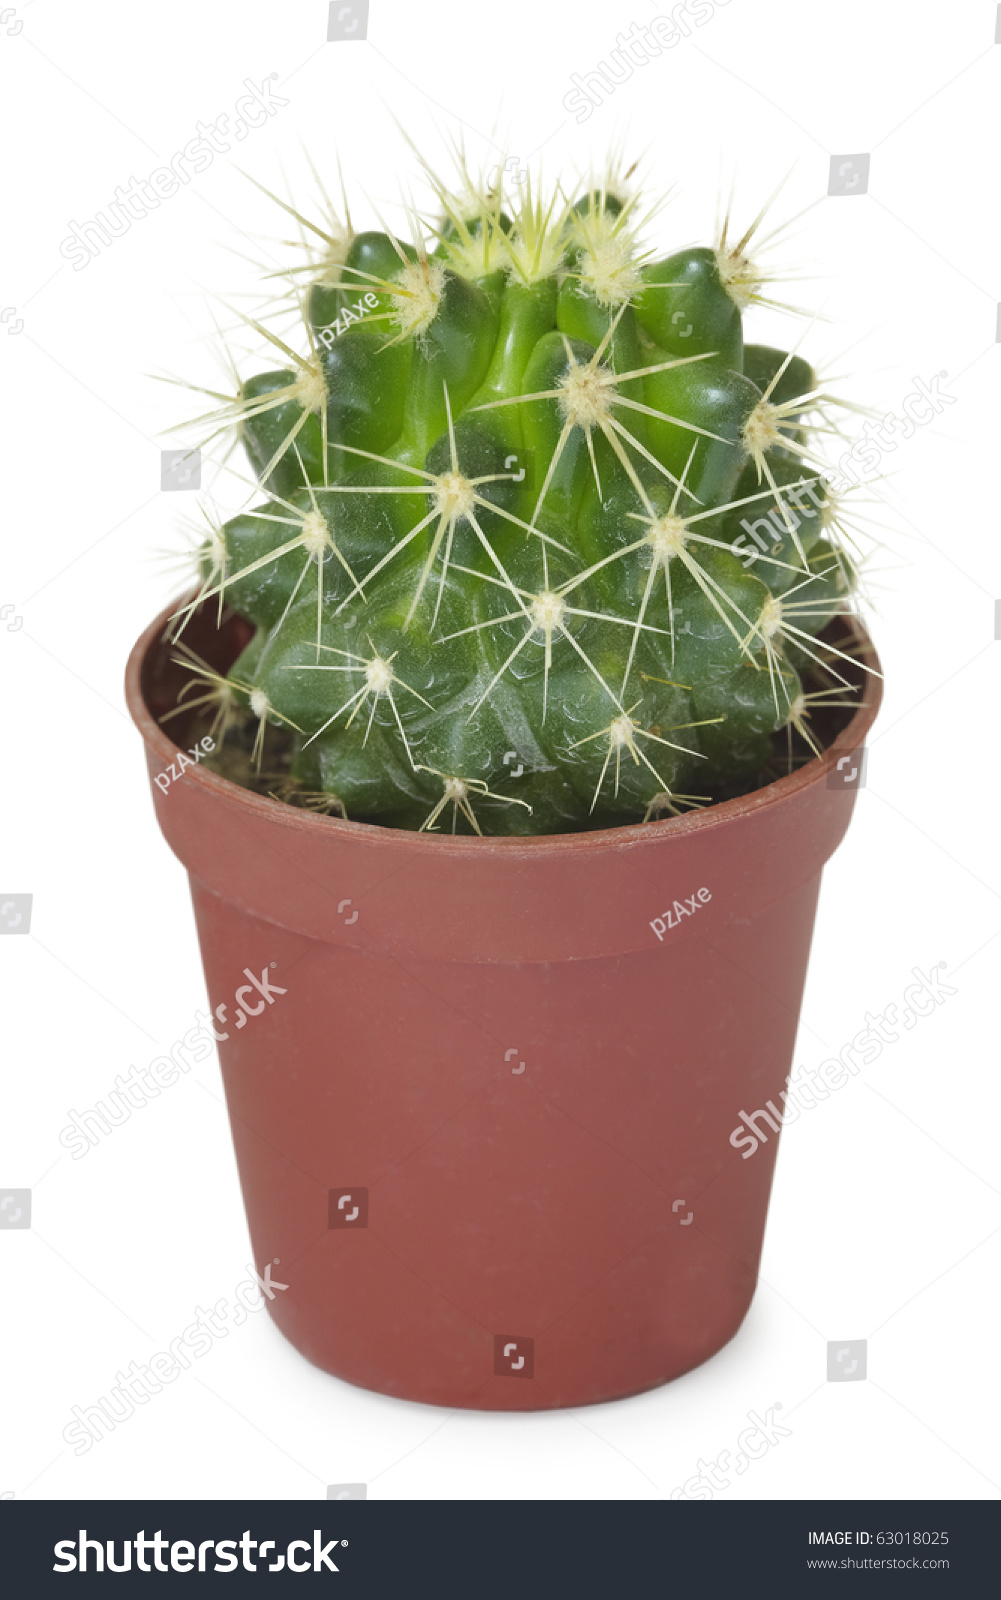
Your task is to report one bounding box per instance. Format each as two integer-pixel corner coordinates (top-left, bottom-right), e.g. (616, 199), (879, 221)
(128, 156), (882, 1409)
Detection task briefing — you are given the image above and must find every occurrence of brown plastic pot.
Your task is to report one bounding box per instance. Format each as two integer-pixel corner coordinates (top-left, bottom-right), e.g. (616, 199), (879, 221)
(126, 598), (880, 1411)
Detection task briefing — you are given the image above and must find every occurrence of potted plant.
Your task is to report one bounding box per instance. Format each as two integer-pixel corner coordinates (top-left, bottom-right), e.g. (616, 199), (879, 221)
(126, 156), (881, 1411)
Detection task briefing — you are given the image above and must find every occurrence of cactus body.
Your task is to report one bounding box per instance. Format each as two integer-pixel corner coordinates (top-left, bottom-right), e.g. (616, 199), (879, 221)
(174, 169), (864, 834)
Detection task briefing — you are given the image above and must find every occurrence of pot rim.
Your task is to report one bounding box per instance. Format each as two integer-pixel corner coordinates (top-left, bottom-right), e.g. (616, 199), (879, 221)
(125, 595), (883, 861)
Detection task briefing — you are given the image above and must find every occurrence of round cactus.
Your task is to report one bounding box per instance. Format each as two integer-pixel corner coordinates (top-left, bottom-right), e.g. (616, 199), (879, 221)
(168, 160), (872, 835)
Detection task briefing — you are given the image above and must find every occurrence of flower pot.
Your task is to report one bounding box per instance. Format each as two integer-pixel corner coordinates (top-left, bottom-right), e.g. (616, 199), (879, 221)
(126, 598), (880, 1411)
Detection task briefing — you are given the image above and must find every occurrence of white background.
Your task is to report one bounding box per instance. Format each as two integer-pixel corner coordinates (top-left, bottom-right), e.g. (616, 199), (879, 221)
(1, 0), (999, 1501)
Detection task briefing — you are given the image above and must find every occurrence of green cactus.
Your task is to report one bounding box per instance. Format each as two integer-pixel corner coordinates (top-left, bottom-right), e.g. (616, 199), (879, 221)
(166, 160), (873, 835)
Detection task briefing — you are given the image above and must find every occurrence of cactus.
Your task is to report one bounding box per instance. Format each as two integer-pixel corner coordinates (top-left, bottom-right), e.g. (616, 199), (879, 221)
(167, 158), (874, 835)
